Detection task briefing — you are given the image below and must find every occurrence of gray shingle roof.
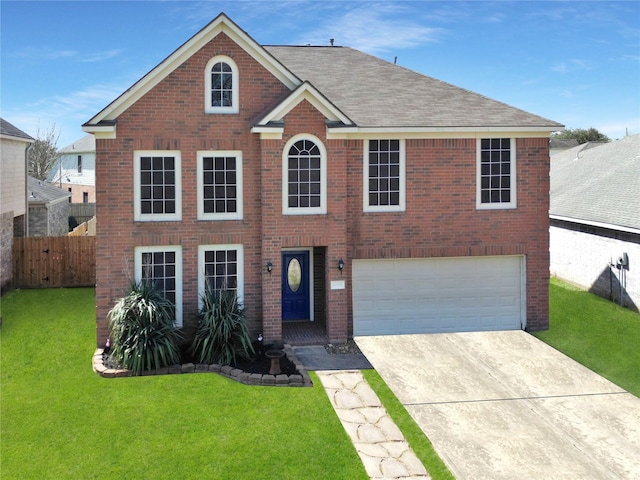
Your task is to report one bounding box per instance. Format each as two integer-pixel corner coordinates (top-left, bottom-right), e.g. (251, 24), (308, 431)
(59, 134), (95, 153)
(0, 117), (34, 141)
(27, 176), (71, 204)
(265, 46), (562, 129)
(550, 134), (640, 231)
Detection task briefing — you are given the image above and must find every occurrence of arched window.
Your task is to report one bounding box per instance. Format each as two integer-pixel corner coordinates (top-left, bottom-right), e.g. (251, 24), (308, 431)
(205, 55), (238, 114)
(283, 134), (327, 215)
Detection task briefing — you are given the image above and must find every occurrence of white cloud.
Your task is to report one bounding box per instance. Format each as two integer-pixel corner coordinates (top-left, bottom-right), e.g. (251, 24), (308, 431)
(5, 82), (129, 146)
(552, 59), (591, 74)
(298, 4), (443, 53)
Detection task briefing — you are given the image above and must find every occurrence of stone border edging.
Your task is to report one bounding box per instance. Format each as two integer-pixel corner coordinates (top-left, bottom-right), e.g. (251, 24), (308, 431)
(92, 343), (313, 387)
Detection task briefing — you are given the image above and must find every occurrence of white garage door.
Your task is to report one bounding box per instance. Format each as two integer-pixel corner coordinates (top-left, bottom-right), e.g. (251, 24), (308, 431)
(352, 256), (524, 336)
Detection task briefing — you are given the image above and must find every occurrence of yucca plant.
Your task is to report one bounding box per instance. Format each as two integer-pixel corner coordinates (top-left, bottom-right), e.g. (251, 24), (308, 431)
(108, 280), (182, 375)
(190, 288), (254, 366)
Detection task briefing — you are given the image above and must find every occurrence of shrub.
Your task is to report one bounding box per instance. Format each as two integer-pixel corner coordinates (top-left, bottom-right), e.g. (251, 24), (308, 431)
(190, 288), (254, 366)
(108, 281), (182, 375)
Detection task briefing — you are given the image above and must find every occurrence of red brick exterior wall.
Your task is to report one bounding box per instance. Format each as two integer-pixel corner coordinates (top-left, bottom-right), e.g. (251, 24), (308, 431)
(94, 32), (550, 347)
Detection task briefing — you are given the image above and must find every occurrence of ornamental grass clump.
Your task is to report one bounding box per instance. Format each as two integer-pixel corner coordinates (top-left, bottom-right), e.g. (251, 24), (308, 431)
(190, 288), (254, 366)
(108, 281), (182, 375)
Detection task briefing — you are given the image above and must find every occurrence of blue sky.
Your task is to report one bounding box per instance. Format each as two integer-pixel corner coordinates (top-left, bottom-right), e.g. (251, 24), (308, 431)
(2, 1), (638, 147)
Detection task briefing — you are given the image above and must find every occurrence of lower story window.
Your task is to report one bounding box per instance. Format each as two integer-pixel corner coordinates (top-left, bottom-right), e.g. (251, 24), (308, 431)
(135, 246), (183, 326)
(198, 244), (244, 304)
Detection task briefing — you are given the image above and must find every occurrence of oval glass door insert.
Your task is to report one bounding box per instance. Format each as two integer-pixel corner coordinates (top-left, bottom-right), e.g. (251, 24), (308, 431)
(287, 258), (302, 292)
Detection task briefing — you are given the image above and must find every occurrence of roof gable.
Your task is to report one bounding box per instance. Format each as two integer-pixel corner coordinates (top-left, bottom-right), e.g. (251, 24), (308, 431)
(252, 81), (353, 138)
(83, 13), (300, 135)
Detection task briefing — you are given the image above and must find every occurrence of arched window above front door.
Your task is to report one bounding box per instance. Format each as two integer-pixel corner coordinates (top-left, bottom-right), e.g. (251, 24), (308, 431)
(282, 134), (327, 215)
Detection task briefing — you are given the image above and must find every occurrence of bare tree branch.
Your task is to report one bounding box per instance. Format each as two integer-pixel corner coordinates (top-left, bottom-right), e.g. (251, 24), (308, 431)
(28, 123), (60, 180)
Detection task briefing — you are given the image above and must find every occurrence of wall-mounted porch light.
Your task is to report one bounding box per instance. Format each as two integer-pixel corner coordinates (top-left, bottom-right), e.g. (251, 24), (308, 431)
(266, 261), (273, 273)
(338, 258), (345, 271)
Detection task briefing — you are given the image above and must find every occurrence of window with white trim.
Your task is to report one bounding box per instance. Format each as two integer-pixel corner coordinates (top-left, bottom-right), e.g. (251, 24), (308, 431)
(283, 134), (327, 215)
(197, 151), (243, 220)
(477, 138), (516, 209)
(364, 139), (405, 212)
(134, 151), (182, 221)
(135, 246), (183, 326)
(198, 244), (244, 304)
(204, 55), (239, 114)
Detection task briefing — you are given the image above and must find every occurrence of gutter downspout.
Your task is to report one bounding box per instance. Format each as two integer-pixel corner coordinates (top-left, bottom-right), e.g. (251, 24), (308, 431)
(24, 143), (32, 237)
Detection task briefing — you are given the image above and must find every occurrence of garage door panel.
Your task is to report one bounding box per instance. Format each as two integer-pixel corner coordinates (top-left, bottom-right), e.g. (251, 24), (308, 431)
(353, 256), (524, 336)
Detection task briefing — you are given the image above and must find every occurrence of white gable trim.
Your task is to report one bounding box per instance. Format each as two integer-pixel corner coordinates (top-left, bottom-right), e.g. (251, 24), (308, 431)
(83, 13), (300, 130)
(251, 82), (352, 139)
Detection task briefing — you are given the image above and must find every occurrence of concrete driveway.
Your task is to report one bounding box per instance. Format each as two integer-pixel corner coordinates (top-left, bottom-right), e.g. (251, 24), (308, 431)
(356, 331), (640, 480)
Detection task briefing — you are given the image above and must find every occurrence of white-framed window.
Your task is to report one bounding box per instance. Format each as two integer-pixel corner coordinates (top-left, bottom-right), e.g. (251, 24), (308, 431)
(77, 155), (83, 174)
(477, 138), (517, 209)
(198, 244), (244, 306)
(204, 55), (239, 114)
(197, 151), (243, 220)
(135, 245), (183, 326)
(283, 134), (327, 215)
(134, 150), (182, 221)
(363, 139), (406, 212)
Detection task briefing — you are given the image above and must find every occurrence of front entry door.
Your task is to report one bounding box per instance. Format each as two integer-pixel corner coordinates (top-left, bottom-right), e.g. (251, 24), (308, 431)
(282, 251), (310, 321)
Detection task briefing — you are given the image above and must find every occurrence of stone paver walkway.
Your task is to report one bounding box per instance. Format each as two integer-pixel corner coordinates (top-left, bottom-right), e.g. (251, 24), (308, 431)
(317, 370), (430, 480)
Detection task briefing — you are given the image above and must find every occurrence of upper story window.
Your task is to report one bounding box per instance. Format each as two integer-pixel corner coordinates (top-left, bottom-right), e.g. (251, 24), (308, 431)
(134, 150), (182, 221)
(135, 245), (183, 326)
(364, 139), (405, 212)
(197, 150), (243, 220)
(477, 138), (517, 209)
(77, 155), (83, 174)
(283, 134), (327, 215)
(204, 55), (239, 114)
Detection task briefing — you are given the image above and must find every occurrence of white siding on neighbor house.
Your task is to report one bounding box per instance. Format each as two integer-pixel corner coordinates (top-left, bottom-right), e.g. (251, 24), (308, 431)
(1, 138), (28, 217)
(352, 256), (525, 336)
(550, 226), (639, 310)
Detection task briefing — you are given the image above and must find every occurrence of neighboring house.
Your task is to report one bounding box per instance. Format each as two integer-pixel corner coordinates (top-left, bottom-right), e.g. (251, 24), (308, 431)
(48, 134), (96, 203)
(83, 14), (562, 347)
(27, 176), (72, 237)
(549, 138), (579, 156)
(550, 134), (639, 311)
(1, 118), (34, 292)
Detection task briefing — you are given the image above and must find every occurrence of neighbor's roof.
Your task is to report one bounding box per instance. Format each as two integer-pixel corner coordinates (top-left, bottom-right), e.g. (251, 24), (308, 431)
(265, 46), (562, 130)
(0, 117), (34, 142)
(59, 134), (95, 154)
(550, 134), (640, 232)
(84, 13), (562, 136)
(27, 176), (72, 204)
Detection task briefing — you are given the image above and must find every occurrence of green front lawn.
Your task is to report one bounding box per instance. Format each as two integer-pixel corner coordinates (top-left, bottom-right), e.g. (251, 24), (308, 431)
(533, 278), (640, 397)
(0, 288), (366, 479)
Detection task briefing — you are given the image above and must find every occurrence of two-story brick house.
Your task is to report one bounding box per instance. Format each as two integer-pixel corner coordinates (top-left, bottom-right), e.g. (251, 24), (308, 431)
(84, 14), (562, 347)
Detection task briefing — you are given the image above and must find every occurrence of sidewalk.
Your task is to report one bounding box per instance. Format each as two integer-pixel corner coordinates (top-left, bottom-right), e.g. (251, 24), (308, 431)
(317, 370), (430, 480)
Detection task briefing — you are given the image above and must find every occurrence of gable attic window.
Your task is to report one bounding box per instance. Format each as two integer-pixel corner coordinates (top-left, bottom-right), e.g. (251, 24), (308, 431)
(283, 134), (327, 215)
(134, 150), (182, 221)
(364, 139), (405, 212)
(205, 55), (239, 114)
(476, 138), (517, 209)
(197, 150), (243, 220)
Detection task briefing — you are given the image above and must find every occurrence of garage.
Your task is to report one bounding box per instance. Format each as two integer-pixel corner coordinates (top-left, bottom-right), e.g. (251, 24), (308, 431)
(352, 256), (525, 335)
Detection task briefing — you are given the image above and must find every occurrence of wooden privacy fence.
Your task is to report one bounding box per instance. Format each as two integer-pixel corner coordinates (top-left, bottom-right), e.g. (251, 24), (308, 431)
(13, 236), (96, 288)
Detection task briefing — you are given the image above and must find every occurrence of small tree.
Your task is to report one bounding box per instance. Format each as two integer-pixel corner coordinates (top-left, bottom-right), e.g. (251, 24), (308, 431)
(28, 123), (60, 180)
(552, 127), (610, 144)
